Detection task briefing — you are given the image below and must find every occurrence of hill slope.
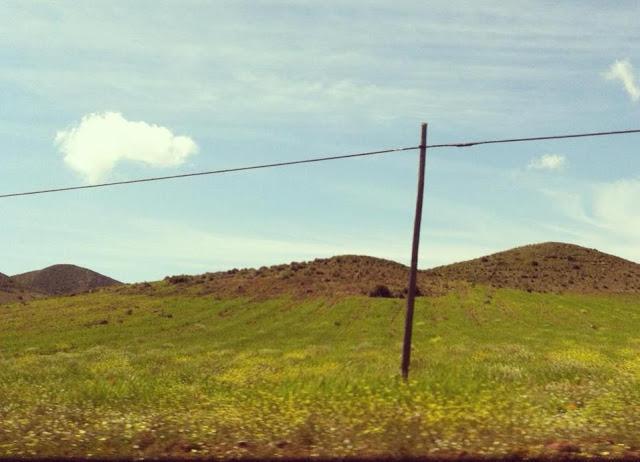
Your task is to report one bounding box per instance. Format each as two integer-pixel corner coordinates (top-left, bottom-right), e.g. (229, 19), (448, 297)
(2, 284), (640, 458)
(123, 243), (640, 299)
(0, 272), (13, 289)
(0, 272), (38, 304)
(426, 242), (640, 293)
(12, 264), (121, 296)
(124, 255), (450, 299)
(0, 272), (18, 304)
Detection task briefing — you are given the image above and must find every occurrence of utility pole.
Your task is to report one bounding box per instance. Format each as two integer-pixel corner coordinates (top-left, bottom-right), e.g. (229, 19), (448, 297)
(401, 122), (427, 381)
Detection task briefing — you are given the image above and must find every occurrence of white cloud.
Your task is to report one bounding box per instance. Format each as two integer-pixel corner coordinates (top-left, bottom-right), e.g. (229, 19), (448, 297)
(528, 154), (566, 171)
(55, 112), (198, 183)
(604, 59), (640, 102)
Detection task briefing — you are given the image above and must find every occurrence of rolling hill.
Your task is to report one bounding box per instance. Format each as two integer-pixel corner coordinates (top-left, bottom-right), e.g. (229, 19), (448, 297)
(120, 242), (640, 300)
(0, 272), (37, 304)
(12, 264), (121, 296)
(6, 242), (638, 304)
(0, 271), (13, 289)
(425, 242), (640, 294)
(3, 242), (640, 458)
(121, 255), (452, 299)
(3, 270), (640, 458)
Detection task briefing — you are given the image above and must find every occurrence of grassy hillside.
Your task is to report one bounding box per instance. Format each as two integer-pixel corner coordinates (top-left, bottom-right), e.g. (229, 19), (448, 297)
(2, 286), (640, 458)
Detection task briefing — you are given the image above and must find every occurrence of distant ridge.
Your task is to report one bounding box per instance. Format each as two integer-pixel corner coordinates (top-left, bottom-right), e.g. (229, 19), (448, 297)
(425, 242), (640, 293)
(12, 264), (121, 296)
(9, 242), (640, 301)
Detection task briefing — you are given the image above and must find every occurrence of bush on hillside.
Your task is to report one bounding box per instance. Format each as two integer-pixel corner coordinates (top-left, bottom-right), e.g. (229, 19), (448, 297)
(165, 275), (191, 284)
(368, 284), (393, 298)
(402, 286), (423, 297)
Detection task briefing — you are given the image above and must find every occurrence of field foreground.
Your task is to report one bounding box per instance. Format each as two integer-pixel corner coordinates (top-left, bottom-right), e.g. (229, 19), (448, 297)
(2, 285), (640, 459)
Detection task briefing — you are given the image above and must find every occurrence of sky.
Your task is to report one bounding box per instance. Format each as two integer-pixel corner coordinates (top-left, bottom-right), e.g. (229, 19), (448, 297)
(1, 0), (640, 283)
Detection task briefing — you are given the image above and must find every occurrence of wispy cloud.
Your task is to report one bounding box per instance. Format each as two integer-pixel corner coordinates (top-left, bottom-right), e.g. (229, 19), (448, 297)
(534, 178), (640, 263)
(538, 188), (594, 225)
(592, 177), (640, 237)
(604, 59), (640, 102)
(528, 154), (566, 171)
(55, 112), (198, 184)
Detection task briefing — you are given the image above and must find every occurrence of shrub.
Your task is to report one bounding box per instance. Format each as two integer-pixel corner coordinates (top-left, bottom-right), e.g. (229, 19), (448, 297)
(369, 284), (393, 298)
(164, 275), (190, 284)
(279, 270), (294, 280)
(402, 286), (423, 297)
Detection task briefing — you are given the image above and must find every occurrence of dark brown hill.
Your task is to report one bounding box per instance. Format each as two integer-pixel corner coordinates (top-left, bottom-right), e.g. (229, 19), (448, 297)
(12, 264), (122, 296)
(119, 242), (640, 299)
(0, 272), (13, 289)
(122, 255), (450, 299)
(0, 272), (40, 304)
(425, 242), (640, 294)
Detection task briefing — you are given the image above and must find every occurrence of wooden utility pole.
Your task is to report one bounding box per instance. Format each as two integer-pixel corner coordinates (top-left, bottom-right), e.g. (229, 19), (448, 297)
(401, 122), (427, 380)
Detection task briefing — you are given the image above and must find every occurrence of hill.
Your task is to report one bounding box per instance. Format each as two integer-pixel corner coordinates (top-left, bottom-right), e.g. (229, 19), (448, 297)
(122, 243), (640, 299)
(122, 255), (451, 299)
(6, 242), (640, 301)
(0, 272), (13, 289)
(425, 242), (640, 293)
(12, 264), (122, 296)
(4, 244), (640, 458)
(0, 272), (39, 304)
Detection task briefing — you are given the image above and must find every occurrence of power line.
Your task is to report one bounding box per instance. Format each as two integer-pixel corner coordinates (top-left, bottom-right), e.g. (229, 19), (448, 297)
(0, 146), (419, 199)
(429, 128), (640, 148)
(1, 127), (639, 199)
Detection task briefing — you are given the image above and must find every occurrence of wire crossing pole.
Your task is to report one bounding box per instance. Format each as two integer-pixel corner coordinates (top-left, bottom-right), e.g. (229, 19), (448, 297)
(401, 122), (428, 381)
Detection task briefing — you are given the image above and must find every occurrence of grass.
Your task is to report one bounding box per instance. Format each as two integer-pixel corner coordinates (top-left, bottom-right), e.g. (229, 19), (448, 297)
(2, 285), (640, 458)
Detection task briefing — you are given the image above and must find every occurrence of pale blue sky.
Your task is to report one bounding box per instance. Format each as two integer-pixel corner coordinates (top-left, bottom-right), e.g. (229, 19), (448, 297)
(1, 1), (639, 282)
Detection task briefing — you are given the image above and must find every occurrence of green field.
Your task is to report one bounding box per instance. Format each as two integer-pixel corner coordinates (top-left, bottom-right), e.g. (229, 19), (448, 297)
(2, 285), (640, 458)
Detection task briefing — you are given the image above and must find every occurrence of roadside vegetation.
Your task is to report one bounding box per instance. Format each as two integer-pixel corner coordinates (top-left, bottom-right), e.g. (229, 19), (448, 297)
(2, 285), (640, 458)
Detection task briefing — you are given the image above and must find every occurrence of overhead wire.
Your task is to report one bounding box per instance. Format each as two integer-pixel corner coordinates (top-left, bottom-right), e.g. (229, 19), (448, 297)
(0, 146), (419, 199)
(428, 128), (640, 148)
(1, 128), (639, 199)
